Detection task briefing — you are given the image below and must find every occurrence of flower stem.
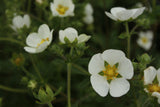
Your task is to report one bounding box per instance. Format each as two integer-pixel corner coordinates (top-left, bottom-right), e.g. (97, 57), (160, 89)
(21, 66), (34, 78)
(72, 63), (90, 76)
(0, 85), (27, 93)
(152, 0), (156, 9)
(0, 37), (25, 46)
(30, 55), (44, 83)
(48, 102), (53, 107)
(67, 63), (72, 107)
(125, 22), (131, 58)
(27, 0), (31, 13)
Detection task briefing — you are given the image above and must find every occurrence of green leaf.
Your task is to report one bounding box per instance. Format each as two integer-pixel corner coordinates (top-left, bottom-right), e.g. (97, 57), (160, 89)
(64, 37), (71, 44)
(54, 87), (62, 96)
(118, 33), (128, 39)
(46, 85), (54, 98)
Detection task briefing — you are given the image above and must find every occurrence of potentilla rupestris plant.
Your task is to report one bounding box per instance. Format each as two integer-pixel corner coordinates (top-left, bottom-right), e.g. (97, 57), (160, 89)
(88, 49), (134, 97)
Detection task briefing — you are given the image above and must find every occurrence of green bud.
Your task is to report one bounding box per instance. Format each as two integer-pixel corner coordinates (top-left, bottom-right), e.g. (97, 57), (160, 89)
(140, 53), (151, 64)
(28, 80), (37, 90)
(21, 77), (28, 85)
(10, 53), (25, 67)
(136, 18), (150, 29)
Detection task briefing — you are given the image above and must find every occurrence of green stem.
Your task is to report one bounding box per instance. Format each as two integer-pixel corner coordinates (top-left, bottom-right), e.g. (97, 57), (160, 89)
(0, 37), (25, 46)
(30, 55), (44, 83)
(27, 0), (31, 13)
(72, 63), (90, 76)
(125, 22), (131, 58)
(48, 102), (53, 107)
(21, 66), (34, 78)
(0, 85), (27, 93)
(152, 0), (156, 9)
(130, 25), (138, 35)
(67, 63), (72, 107)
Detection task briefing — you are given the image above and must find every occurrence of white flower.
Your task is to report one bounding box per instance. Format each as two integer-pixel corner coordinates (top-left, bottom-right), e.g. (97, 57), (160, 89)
(50, 0), (75, 17)
(144, 66), (160, 104)
(88, 49), (134, 97)
(11, 14), (31, 31)
(59, 27), (91, 44)
(83, 3), (94, 24)
(24, 24), (53, 54)
(105, 7), (145, 21)
(137, 31), (153, 51)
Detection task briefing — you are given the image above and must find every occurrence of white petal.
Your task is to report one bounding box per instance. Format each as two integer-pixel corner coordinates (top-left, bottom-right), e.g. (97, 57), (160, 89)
(24, 47), (36, 53)
(137, 38), (152, 51)
(144, 88), (149, 93)
(157, 68), (160, 85)
(12, 16), (24, 29)
(110, 7), (126, 18)
(38, 24), (50, 39)
(132, 7), (145, 19)
(23, 14), (30, 28)
(146, 31), (153, 40)
(84, 3), (93, 15)
(118, 57), (134, 79)
(88, 53), (105, 75)
(152, 92), (160, 98)
(116, 10), (133, 21)
(59, 30), (66, 43)
(144, 66), (157, 85)
(158, 98), (160, 104)
(109, 78), (130, 97)
(101, 49), (125, 66)
(105, 12), (117, 21)
(36, 42), (48, 53)
(90, 74), (109, 97)
(78, 34), (91, 43)
(83, 15), (94, 24)
(60, 27), (78, 43)
(26, 33), (41, 47)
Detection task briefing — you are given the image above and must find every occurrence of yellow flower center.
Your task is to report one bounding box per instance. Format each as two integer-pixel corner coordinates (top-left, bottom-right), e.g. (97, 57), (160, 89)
(148, 84), (160, 93)
(103, 64), (119, 80)
(37, 38), (49, 47)
(142, 37), (148, 44)
(56, 4), (69, 15)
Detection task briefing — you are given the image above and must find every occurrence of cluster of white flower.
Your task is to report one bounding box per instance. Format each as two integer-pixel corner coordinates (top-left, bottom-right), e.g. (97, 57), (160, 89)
(10, 0), (158, 103)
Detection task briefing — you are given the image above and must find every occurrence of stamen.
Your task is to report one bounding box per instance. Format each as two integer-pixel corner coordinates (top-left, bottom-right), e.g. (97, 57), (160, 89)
(37, 38), (49, 47)
(56, 4), (69, 15)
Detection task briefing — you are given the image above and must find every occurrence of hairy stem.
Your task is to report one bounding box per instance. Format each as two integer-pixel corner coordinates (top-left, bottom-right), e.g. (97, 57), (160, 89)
(0, 85), (27, 93)
(125, 22), (131, 58)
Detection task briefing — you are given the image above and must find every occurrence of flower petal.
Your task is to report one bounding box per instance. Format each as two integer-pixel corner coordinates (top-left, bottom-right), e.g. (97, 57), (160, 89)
(152, 92), (160, 98)
(12, 16), (24, 29)
(116, 10), (133, 21)
(78, 34), (91, 43)
(24, 47), (36, 53)
(144, 66), (157, 85)
(26, 33), (41, 47)
(38, 24), (50, 39)
(36, 42), (48, 53)
(83, 15), (94, 24)
(110, 7), (126, 18)
(110, 78), (130, 97)
(105, 11), (117, 21)
(101, 49), (125, 66)
(132, 7), (145, 19)
(23, 14), (30, 28)
(118, 57), (134, 79)
(90, 74), (109, 97)
(88, 53), (105, 75)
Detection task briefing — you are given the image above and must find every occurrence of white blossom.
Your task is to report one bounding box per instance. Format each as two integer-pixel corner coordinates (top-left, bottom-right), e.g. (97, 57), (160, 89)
(137, 31), (153, 51)
(24, 24), (53, 53)
(50, 0), (75, 17)
(59, 27), (91, 44)
(105, 7), (145, 21)
(11, 14), (31, 31)
(88, 49), (134, 97)
(83, 3), (94, 24)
